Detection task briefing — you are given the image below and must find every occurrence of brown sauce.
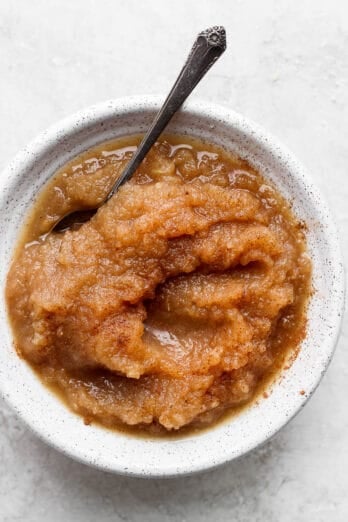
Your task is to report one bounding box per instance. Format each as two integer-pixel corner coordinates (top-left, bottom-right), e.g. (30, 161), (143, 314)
(5, 135), (312, 436)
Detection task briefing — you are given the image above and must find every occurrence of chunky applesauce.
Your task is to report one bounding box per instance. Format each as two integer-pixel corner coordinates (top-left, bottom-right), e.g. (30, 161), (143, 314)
(6, 135), (311, 434)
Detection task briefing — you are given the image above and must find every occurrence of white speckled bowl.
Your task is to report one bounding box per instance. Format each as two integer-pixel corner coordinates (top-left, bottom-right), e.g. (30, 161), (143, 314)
(0, 96), (344, 477)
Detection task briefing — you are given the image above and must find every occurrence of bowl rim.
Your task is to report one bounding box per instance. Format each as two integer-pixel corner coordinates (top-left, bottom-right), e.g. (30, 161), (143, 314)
(0, 95), (345, 477)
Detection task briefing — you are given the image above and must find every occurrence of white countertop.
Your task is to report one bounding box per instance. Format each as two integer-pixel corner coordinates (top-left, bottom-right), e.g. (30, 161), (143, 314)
(0, 0), (347, 520)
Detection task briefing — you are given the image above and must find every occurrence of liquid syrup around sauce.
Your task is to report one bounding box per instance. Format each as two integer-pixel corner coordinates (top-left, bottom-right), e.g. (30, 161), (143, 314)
(6, 134), (312, 439)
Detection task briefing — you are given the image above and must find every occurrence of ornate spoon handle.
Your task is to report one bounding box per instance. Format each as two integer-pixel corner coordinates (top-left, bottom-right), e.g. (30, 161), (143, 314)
(107, 26), (226, 198)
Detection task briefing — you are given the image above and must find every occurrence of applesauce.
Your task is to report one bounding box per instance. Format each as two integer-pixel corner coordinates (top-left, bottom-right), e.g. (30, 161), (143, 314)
(5, 135), (312, 434)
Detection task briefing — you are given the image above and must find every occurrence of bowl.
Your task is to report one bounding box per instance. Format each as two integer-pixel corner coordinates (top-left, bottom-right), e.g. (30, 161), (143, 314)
(0, 96), (344, 477)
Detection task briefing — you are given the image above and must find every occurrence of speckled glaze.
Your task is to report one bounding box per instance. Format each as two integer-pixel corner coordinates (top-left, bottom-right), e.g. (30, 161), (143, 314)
(0, 96), (344, 478)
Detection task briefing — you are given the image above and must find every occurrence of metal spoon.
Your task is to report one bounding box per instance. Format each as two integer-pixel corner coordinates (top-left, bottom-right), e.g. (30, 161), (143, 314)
(54, 26), (226, 232)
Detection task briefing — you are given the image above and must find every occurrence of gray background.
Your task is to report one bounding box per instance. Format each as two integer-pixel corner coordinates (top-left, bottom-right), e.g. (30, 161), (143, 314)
(0, 0), (347, 520)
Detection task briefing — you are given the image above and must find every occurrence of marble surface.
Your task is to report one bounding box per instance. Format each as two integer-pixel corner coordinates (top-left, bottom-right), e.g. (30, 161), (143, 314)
(0, 0), (347, 520)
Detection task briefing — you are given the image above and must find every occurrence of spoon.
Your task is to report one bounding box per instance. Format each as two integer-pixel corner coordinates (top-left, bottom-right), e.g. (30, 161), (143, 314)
(54, 26), (226, 232)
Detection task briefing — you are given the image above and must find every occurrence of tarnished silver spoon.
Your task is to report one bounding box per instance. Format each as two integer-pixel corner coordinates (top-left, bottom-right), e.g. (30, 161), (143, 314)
(54, 26), (226, 232)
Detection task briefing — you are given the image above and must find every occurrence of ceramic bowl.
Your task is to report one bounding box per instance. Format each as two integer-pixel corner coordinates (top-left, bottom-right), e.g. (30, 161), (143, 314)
(0, 96), (344, 477)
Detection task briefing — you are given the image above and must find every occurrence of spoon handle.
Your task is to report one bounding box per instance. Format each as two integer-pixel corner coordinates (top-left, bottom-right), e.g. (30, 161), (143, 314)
(107, 26), (226, 198)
